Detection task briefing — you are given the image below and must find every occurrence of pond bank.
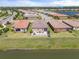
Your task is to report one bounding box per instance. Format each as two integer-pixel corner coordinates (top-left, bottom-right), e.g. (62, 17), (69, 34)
(0, 49), (79, 59)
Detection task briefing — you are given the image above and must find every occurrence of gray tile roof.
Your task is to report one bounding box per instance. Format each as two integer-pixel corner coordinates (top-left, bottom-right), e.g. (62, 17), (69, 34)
(63, 20), (79, 27)
(49, 20), (71, 29)
(32, 20), (48, 29)
(0, 14), (16, 25)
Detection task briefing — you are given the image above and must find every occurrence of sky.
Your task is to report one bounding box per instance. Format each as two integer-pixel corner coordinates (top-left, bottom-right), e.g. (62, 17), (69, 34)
(0, 0), (79, 7)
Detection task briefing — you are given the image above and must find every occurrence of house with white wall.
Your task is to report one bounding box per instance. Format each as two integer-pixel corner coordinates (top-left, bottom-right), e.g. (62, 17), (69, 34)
(32, 20), (48, 36)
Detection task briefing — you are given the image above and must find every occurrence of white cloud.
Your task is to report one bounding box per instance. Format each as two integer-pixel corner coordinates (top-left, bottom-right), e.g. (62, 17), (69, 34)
(0, 0), (79, 7)
(50, 0), (79, 6)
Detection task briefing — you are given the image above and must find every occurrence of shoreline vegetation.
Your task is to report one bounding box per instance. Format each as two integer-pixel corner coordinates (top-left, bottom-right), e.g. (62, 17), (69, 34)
(0, 49), (79, 59)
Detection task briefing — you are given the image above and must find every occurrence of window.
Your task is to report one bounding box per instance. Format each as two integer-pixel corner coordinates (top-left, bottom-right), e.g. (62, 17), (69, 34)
(44, 28), (47, 31)
(16, 29), (20, 31)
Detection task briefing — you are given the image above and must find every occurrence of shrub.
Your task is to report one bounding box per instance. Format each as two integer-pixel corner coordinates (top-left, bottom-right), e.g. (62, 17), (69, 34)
(68, 30), (73, 33)
(0, 25), (4, 28)
(0, 30), (3, 35)
(9, 28), (14, 32)
(3, 28), (9, 33)
(54, 16), (59, 19)
(30, 29), (33, 33)
(48, 30), (50, 37)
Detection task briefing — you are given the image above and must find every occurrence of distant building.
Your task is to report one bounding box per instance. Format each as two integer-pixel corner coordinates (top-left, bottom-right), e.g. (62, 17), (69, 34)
(13, 20), (29, 32)
(24, 13), (38, 19)
(32, 20), (48, 36)
(0, 14), (16, 25)
(48, 12), (68, 20)
(48, 20), (72, 32)
(19, 9), (38, 20)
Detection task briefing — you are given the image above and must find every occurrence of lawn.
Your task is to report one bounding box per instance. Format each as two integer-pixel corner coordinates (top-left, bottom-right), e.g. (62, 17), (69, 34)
(0, 32), (50, 50)
(0, 23), (79, 50)
(0, 30), (79, 50)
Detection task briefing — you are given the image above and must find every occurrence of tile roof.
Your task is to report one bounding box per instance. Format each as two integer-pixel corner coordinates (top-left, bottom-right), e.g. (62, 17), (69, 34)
(32, 20), (48, 29)
(13, 20), (29, 29)
(19, 9), (35, 14)
(75, 14), (79, 16)
(49, 20), (71, 28)
(0, 15), (16, 25)
(63, 20), (79, 27)
(49, 12), (68, 17)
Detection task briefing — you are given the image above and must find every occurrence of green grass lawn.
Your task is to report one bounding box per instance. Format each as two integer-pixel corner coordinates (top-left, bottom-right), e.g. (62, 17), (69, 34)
(0, 23), (79, 50)
(0, 30), (79, 50)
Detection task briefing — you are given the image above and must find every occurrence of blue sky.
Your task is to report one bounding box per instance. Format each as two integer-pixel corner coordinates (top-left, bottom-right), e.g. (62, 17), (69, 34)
(0, 0), (79, 7)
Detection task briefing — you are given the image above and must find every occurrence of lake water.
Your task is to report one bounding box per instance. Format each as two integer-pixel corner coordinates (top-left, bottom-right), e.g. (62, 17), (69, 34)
(0, 49), (79, 59)
(57, 11), (79, 16)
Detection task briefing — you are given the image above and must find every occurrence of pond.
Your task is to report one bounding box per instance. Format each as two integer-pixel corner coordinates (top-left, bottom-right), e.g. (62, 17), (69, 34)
(0, 49), (79, 59)
(57, 11), (79, 16)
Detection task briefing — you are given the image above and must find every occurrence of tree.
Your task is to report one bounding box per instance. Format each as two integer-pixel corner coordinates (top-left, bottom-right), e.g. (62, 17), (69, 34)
(0, 25), (4, 28)
(54, 16), (60, 19)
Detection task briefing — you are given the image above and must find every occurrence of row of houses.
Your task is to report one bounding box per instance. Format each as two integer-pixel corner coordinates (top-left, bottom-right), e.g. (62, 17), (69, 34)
(12, 20), (79, 36)
(37, 10), (69, 20)
(18, 9), (39, 20)
(13, 20), (48, 36)
(48, 20), (71, 32)
(0, 12), (16, 25)
(48, 20), (79, 32)
(48, 12), (69, 19)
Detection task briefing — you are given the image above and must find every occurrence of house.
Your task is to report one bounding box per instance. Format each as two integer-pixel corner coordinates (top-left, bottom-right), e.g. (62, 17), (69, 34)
(63, 20), (79, 30)
(48, 12), (68, 19)
(4, 15), (14, 23)
(74, 14), (79, 18)
(48, 20), (72, 32)
(23, 11), (39, 20)
(13, 20), (29, 32)
(0, 15), (16, 25)
(32, 20), (48, 36)
(24, 13), (38, 19)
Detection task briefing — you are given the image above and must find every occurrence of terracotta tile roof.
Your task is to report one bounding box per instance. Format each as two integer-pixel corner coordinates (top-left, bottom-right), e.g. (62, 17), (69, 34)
(32, 20), (48, 29)
(49, 20), (71, 28)
(63, 20), (79, 27)
(13, 20), (29, 29)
